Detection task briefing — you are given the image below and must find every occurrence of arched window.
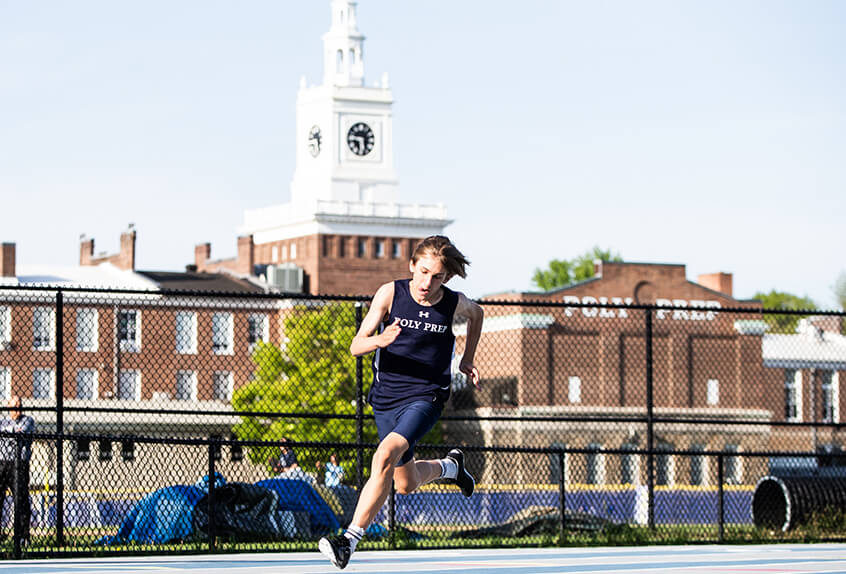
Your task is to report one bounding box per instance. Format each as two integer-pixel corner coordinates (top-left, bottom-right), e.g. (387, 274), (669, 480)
(349, 48), (356, 66)
(336, 49), (344, 74)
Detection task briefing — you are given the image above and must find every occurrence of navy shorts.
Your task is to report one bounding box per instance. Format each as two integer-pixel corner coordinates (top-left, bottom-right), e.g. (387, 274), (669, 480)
(373, 399), (443, 466)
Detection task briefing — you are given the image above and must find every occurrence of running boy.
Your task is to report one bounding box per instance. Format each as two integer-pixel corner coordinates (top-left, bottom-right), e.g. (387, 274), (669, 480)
(319, 235), (484, 569)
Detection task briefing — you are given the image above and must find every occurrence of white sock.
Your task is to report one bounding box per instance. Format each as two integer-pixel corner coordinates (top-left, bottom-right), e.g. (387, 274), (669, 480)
(439, 457), (458, 479)
(344, 525), (365, 552)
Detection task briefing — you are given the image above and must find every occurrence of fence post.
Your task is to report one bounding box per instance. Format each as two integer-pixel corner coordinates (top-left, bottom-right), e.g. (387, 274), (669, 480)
(558, 449), (566, 541)
(645, 308), (655, 530)
(717, 453), (725, 542)
(208, 440), (217, 552)
(13, 434), (22, 559)
(354, 302), (364, 490)
(55, 288), (65, 547)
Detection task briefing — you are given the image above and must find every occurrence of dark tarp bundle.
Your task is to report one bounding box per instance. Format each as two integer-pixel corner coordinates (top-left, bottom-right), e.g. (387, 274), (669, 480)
(193, 482), (296, 541)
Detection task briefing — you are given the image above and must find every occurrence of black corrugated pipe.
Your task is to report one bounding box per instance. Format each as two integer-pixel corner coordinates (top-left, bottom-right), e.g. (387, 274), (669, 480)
(753, 475), (846, 531)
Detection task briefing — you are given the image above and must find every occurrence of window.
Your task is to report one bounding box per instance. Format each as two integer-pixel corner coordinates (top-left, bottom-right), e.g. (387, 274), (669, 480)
(117, 370), (140, 401)
(175, 311), (197, 354)
(99, 439), (112, 462)
(391, 241), (400, 259)
(568, 376), (581, 404)
(724, 445), (742, 484)
(212, 313), (234, 354)
(213, 371), (233, 401)
(349, 48), (355, 66)
(175, 370), (197, 401)
(248, 314), (269, 347)
(338, 237), (345, 258)
(281, 245), (287, 261)
(784, 369), (802, 421)
(0, 306), (10, 347)
(33, 368), (54, 399)
(271, 246), (279, 262)
(357, 238), (366, 258)
(0, 367), (10, 401)
(620, 443), (639, 485)
(33, 307), (54, 350)
(290, 242), (297, 259)
(75, 308), (98, 352)
(690, 445), (708, 486)
(821, 371), (839, 423)
(707, 378), (719, 406)
(336, 49), (343, 73)
(76, 438), (90, 462)
(76, 369), (98, 400)
(656, 442), (675, 486)
(322, 236), (330, 257)
(586, 443), (605, 485)
(118, 310), (141, 352)
(375, 239), (385, 258)
(121, 440), (135, 462)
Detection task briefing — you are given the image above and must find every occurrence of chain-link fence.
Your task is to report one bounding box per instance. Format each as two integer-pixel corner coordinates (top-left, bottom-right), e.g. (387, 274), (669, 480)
(0, 285), (843, 557)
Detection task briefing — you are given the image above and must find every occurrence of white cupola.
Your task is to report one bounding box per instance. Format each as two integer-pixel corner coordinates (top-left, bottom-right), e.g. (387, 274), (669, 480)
(323, 0), (365, 87)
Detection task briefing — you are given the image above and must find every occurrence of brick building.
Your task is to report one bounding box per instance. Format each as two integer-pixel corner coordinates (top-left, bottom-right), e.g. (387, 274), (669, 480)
(445, 261), (845, 486)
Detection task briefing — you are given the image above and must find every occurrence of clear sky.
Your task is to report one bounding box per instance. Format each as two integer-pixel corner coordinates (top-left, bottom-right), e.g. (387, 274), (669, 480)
(1, 1), (844, 308)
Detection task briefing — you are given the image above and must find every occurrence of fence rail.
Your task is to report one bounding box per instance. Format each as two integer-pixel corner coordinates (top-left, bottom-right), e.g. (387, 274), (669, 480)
(0, 285), (843, 557)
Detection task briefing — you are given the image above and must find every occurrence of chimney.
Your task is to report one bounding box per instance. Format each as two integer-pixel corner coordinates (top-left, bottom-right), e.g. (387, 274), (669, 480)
(698, 272), (733, 297)
(195, 243), (211, 271)
(236, 235), (255, 275)
(0, 243), (15, 277)
(80, 235), (94, 266)
(118, 225), (136, 271)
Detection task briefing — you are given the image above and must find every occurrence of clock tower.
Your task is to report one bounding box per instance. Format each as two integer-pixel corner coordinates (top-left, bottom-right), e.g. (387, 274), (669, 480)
(232, 1), (451, 296)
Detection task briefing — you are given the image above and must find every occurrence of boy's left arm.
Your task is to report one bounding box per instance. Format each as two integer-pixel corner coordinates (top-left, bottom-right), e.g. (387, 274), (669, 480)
(455, 293), (484, 390)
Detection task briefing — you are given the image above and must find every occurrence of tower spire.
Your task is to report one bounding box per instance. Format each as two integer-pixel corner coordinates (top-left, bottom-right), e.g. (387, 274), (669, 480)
(323, 0), (365, 87)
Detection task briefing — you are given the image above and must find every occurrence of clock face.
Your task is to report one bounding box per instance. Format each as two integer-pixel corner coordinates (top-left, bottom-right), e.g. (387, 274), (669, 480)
(346, 122), (375, 156)
(308, 125), (322, 157)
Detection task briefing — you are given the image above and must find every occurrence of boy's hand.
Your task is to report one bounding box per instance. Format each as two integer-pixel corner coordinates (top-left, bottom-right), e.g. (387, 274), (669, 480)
(377, 318), (401, 348)
(459, 360), (481, 390)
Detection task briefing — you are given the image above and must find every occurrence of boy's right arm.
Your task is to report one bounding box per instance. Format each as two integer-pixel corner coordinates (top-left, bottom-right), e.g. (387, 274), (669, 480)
(349, 282), (401, 357)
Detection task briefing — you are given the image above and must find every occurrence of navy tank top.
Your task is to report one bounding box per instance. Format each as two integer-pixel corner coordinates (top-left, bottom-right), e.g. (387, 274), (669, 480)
(368, 279), (459, 410)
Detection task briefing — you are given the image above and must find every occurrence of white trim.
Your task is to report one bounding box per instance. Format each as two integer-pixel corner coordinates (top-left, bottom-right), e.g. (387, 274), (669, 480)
(175, 311), (198, 355)
(707, 378), (719, 406)
(33, 368), (55, 399)
(213, 371), (234, 401)
(118, 369), (142, 401)
(175, 370), (198, 401)
(75, 308), (99, 352)
(0, 367), (10, 401)
(785, 369), (803, 422)
(568, 376), (582, 404)
(248, 313), (270, 349)
(822, 370), (840, 423)
(452, 313), (555, 336)
(0, 305), (10, 346)
(75, 368), (99, 400)
(212, 312), (234, 355)
(32, 306), (55, 351)
(117, 309), (141, 353)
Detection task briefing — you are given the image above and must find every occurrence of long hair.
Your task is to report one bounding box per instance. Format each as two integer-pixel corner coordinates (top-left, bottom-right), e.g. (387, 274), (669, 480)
(411, 235), (470, 280)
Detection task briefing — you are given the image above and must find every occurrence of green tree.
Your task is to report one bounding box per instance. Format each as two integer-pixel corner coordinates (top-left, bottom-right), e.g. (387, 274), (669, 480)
(753, 290), (818, 334)
(232, 302), (378, 474)
(532, 246), (622, 291)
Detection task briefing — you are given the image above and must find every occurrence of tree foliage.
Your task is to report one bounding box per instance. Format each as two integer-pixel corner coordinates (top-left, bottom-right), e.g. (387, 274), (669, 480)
(231, 302), (378, 475)
(532, 246), (623, 291)
(753, 289), (818, 334)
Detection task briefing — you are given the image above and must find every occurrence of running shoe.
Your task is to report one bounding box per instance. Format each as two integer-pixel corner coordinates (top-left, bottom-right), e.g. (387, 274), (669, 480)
(445, 448), (475, 497)
(319, 534), (351, 569)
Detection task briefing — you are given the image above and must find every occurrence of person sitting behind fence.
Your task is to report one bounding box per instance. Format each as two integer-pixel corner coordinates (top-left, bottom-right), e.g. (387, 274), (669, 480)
(271, 437), (315, 484)
(0, 396), (35, 546)
(316, 453), (345, 487)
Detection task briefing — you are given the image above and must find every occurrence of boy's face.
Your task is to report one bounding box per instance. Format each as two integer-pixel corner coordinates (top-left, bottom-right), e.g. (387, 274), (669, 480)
(409, 254), (448, 301)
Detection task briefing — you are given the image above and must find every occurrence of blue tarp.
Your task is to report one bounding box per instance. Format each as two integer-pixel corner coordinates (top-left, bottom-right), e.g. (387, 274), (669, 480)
(99, 484), (205, 545)
(256, 477), (340, 536)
